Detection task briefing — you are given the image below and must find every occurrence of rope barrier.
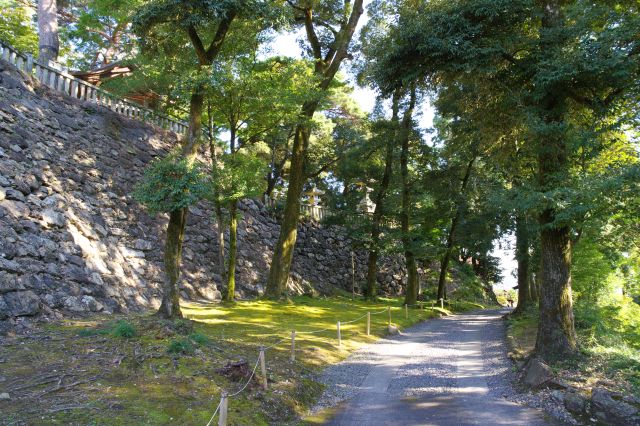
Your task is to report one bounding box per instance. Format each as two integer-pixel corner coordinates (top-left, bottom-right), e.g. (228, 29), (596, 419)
(203, 303), (405, 425)
(339, 312), (368, 325)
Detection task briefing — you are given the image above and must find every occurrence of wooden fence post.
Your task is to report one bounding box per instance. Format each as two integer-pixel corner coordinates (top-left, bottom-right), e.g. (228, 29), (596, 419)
(366, 312), (370, 336)
(351, 251), (355, 301)
(259, 347), (267, 390)
(387, 306), (391, 326)
(405, 304), (408, 320)
(439, 298), (444, 309)
(290, 330), (296, 362)
(218, 392), (228, 426)
(337, 321), (341, 348)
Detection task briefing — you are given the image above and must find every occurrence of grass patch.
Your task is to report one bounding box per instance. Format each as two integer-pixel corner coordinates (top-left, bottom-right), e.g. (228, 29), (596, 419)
(1, 295), (481, 425)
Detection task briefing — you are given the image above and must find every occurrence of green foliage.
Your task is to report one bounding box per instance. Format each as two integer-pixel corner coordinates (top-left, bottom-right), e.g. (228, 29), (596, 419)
(78, 320), (136, 338)
(167, 338), (194, 355)
(451, 264), (490, 302)
(133, 153), (209, 214)
(112, 320), (136, 338)
(188, 332), (209, 345)
(0, 1), (38, 55)
(211, 150), (267, 205)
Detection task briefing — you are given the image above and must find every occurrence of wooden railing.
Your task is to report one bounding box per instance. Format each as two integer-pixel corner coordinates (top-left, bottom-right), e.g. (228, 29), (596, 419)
(0, 40), (190, 135)
(263, 196), (331, 221)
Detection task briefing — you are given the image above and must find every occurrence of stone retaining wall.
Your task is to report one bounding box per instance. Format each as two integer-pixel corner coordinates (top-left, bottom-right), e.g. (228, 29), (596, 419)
(0, 59), (408, 327)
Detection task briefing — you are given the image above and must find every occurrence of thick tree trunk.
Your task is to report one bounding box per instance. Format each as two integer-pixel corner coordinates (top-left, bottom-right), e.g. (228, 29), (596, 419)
(366, 90), (401, 299)
(265, 105), (314, 297)
(512, 214), (530, 315)
(400, 87), (418, 306)
(535, 221), (577, 359)
(37, 0), (59, 63)
(158, 208), (187, 318)
(225, 201), (238, 302)
(215, 203), (226, 282)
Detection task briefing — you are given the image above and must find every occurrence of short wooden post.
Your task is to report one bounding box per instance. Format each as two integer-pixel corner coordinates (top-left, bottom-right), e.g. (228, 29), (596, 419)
(366, 312), (370, 336)
(405, 304), (408, 320)
(420, 301), (424, 310)
(439, 298), (444, 309)
(337, 321), (341, 348)
(259, 347), (267, 390)
(351, 251), (355, 300)
(290, 330), (296, 362)
(387, 306), (391, 326)
(218, 392), (228, 426)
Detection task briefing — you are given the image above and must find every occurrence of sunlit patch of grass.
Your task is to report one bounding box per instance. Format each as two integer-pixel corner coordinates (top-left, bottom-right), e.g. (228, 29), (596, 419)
(1, 295), (482, 425)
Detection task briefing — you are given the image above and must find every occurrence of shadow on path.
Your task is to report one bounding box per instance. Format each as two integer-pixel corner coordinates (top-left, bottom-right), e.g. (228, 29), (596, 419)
(324, 309), (550, 426)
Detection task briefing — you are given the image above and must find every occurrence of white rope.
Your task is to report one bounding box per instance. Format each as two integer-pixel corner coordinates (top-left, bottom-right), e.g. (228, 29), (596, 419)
(228, 356), (261, 397)
(205, 400), (222, 426)
(296, 326), (333, 335)
(339, 313), (368, 324)
(370, 307), (389, 315)
(263, 336), (289, 350)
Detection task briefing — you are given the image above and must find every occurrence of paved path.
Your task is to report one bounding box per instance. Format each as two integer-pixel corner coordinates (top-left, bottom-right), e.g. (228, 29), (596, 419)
(322, 309), (550, 425)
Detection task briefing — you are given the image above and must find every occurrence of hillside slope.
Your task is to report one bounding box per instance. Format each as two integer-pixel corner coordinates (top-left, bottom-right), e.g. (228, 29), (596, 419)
(0, 59), (408, 329)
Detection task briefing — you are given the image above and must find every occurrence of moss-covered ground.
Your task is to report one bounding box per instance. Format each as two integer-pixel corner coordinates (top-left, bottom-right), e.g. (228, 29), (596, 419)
(0, 296), (485, 425)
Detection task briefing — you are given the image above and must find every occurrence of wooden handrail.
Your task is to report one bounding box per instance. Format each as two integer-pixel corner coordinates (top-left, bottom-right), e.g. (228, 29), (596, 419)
(0, 39), (190, 135)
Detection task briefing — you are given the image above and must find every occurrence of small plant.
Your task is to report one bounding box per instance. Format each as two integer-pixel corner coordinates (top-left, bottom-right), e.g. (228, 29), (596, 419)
(167, 338), (195, 355)
(111, 320), (136, 338)
(78, 327), (109, 337)
(189, 332), (209, 345)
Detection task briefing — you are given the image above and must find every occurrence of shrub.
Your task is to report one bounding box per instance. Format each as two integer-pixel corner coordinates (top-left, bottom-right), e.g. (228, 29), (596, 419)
(133, 153), (209, 214)
(167, 338), (195, 355)
(112, 320), (136, 338)
(189, 332), (210, 345)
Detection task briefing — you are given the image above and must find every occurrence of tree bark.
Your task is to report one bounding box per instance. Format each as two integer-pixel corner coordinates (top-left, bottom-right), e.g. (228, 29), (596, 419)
(208, 137), (227, 285)
(225, 201), (238, 302)
(158, 208), (187, 318)
(37, 0), (59, 63)
(512, 213), (530, 315)
(366, 89), (401, 299)
(437, 156), (475, 300)
(265, 104), (314, 297)
(400, 87), (418, 306)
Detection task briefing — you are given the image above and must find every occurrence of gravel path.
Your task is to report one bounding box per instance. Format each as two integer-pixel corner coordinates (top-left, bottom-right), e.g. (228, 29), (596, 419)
(312, 309), (555, 425)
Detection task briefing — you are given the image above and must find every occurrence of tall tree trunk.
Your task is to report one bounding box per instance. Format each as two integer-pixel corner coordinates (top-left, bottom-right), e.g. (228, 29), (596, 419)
(265, 104), (314, 297)
(437, 156), (475, 300)
(400, 87), (418, 306)
(208, 140), (227, 285)
(265, 0), (364, 298)
(37, 0), (59, 63)
(366, 89), (401, 299)
(533, 0), (578, 361)
(225, 201), (238, 302)
(215, 203), (226, 282)
(158, 208), (187, 318)
(157, 92), (203, 318)
(512, 213), (530, 315)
